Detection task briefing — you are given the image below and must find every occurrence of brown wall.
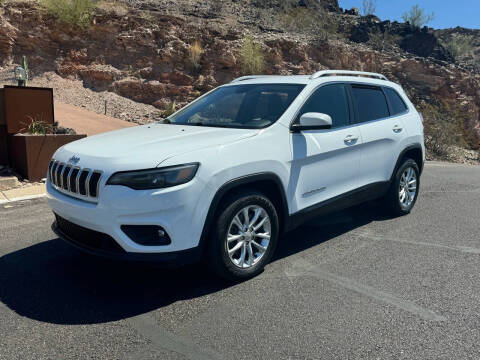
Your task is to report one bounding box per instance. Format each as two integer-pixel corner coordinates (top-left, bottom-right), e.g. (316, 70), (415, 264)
(4, 86), (54, 134)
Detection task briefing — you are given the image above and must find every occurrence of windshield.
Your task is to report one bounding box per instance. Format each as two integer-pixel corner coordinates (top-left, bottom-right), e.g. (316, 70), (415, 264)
(167, 83), (305, 129)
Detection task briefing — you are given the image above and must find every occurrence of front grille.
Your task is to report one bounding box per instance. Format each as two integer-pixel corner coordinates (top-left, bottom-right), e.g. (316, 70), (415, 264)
(55, 214), (125, 253)
(49, 159), (103, 201)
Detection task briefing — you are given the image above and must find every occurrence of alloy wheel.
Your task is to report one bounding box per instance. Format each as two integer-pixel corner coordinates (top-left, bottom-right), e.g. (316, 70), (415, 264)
(225, 205), (271, 269)
(398, 166), (417, 209)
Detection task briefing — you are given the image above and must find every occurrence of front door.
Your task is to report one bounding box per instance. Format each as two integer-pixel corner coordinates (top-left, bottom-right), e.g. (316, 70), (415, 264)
(289, 83), (362, 213)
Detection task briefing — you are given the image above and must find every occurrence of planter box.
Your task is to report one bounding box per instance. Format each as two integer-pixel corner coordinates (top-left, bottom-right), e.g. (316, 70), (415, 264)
(3, 86), (54, 134)
(0, 125), (7, 165)
(0, 89), (7, 165)
(8, 134), (86, 181)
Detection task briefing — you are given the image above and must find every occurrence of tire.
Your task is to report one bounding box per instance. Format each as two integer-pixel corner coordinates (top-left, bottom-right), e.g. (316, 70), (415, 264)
(207, 189), (279, 281)
(384, 158), (420, 216)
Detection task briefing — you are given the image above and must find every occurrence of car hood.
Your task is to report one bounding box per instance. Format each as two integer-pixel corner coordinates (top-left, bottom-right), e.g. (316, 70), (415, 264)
(54, 124), (258, 171)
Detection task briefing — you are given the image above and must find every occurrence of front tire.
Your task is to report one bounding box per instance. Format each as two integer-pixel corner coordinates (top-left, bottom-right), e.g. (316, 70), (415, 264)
(385, 158), (420, 216)
(207, 190), (279, 281)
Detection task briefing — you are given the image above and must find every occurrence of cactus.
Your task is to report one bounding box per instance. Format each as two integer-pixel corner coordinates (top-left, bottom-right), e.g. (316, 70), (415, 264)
(22, 55), (29, 86)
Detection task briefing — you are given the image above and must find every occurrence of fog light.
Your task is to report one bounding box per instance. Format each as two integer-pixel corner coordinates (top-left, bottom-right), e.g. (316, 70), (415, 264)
(121, 225), (171, 246)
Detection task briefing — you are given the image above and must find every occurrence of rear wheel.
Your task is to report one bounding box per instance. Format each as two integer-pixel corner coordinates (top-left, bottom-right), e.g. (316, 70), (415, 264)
(385, 158), (420, 216)
(207, 190), (279, 281)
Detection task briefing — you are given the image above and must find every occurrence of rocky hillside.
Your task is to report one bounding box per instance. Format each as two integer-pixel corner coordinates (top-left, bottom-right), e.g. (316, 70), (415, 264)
(435, 27), (480, 71)
(0, 0), (479, 162)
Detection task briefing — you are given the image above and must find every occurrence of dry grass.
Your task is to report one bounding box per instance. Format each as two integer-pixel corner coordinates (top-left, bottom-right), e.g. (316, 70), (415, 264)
(96, 0), (129, 17)
(188, 41), (203, 69)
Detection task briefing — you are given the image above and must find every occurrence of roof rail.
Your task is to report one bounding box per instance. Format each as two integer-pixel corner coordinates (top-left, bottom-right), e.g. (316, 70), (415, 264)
(230, 75), (275, 83)
(310, 70), (388, 81)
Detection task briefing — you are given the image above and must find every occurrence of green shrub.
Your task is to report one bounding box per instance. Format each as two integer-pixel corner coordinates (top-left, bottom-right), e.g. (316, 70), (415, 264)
(240, 36), (264, 75)
(362, 0), (376, 16)
(42, 0), (96, 28)
(21, 114), (52, 135)
(280, 6), (335, 39)
(443, 35), (475, 61)
(402, 4), (434, 28)
(368, 30), (400, 51)
(162, 101), (176, 118)
(420, 102), (465, 158)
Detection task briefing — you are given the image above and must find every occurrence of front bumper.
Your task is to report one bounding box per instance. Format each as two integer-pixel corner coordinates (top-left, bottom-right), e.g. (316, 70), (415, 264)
(46, 174), (212, 256)
(52, 217), (201, 264)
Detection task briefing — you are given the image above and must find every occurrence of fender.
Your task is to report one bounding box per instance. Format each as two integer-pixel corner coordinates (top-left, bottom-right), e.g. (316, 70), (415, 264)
(198, 172), (289, 251)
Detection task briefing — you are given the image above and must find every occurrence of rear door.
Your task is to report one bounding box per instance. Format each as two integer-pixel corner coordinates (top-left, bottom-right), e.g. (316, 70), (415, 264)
(350, 84), (409, 187)
(290, 83), (362, 213)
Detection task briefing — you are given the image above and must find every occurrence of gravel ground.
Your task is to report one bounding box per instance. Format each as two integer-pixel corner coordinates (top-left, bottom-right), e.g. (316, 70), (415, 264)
(0, 162), (480, 359)
(0, 69), (163, 124)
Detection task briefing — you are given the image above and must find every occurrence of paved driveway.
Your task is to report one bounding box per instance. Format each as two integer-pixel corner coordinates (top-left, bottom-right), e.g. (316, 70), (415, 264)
(0, 162), (479, 359)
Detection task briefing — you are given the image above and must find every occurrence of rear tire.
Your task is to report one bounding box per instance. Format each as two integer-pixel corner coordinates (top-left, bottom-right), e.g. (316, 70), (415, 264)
(207, 189), (279, 281)
(384, 158), (420, 216)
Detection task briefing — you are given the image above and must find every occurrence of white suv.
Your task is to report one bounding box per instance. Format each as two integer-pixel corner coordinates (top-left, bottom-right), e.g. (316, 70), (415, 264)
(47, 70), (425, 280)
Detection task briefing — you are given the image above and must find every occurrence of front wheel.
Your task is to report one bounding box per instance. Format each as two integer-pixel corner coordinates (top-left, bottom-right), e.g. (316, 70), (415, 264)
(207, 190), (279, 281)
(384, 158), (420, 216)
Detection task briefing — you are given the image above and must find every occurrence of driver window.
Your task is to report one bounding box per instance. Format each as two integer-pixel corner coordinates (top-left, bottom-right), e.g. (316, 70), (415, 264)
(296, 84), (350, 128)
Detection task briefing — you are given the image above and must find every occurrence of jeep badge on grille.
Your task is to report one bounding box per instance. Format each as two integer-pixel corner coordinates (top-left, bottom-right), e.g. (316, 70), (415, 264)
(68, 156), (80, 165)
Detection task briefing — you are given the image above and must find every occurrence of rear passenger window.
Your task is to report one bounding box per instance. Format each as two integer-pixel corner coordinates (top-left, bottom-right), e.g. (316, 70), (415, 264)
(384, 87), (408, 115)
(351, 85), (389, 123)
(297, 84), (350, 128)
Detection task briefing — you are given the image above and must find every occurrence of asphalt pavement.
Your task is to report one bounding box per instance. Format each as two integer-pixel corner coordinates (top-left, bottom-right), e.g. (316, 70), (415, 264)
(0, 162), (479, 360)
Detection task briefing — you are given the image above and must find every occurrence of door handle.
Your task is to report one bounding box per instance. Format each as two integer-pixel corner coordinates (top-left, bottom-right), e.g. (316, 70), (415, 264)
(344, 135), (359, 144)
(393, 124), (403, 133)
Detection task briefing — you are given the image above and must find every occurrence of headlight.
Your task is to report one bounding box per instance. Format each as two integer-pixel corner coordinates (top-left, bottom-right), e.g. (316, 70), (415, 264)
(107, 163), (199, 190)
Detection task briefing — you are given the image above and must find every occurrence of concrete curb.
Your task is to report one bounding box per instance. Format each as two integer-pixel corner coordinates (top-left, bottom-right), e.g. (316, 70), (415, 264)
(0, 184), (46, 204)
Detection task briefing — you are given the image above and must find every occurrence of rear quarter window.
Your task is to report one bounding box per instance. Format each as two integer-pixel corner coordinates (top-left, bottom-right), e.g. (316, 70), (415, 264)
(384, 87), (408, 115)
(351, 85), (389, 123)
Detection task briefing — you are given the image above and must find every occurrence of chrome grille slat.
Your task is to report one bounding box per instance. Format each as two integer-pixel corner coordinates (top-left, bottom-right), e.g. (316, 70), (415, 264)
(48, 159), (103, 202)
(85, 169), (93, 197)
(50, 161), (58, 184)
(62, 165), (72, 190)
(56, 163), (65, 187)
(69, 167), (80, 193)
(78, 170), (89, 196)
(89, 172), (102, 197)
(66, 166), (74, 191)
(75, 169), (81, 193)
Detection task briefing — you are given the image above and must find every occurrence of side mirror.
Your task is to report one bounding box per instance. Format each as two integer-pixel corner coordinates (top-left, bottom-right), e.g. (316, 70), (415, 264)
(291, 113), (333, 132)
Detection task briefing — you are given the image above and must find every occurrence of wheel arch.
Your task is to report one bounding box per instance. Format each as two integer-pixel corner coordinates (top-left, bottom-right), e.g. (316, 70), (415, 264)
(390, 144), (424, 182)
(198, 173), (289, 252)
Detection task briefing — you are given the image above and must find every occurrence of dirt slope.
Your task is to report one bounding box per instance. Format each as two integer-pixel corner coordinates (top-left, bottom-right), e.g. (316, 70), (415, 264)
(55, 102), (136, 136)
